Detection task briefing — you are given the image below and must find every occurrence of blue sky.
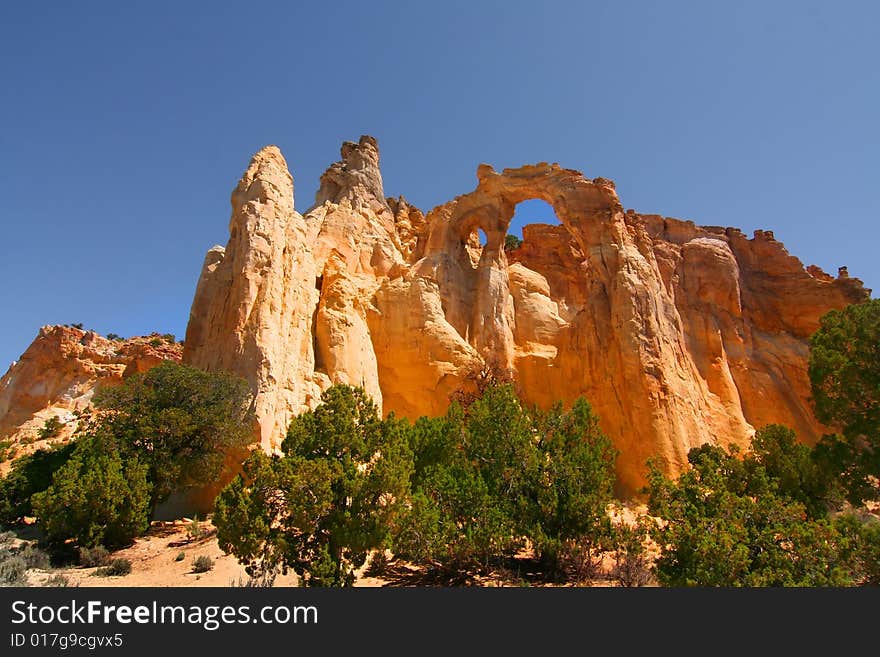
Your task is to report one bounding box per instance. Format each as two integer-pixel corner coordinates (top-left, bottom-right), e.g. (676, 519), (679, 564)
(1, 1), (877, 369)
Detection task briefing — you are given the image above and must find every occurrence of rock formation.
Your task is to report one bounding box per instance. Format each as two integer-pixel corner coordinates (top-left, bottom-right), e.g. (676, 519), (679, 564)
(0, 327), (182, 463)
(184, 136), (870, 492)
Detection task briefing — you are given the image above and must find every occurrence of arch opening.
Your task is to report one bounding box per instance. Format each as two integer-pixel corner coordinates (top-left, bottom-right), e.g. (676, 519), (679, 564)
(506, 199), (561, 252)
(463, 227), (489, 269)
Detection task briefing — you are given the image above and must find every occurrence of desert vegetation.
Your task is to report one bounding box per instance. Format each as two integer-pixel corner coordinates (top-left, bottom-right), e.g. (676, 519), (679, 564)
(0, 361), (254, 576)
(1, 301), (877, 587)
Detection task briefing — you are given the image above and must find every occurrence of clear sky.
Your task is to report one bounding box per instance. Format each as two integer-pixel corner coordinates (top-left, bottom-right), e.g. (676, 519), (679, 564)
(2, 1), (877, 369)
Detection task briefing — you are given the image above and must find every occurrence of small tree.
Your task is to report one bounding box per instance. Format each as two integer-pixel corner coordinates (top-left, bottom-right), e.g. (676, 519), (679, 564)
(750, 424), (839, 518)
(528, 398), (618, 575)
(394, 457), (514, 574)
(646, 443), (857, 586)
(0, 443), (75, 524)
(608, 518), (654, 587)
(504, 234), (523, 251)
(394, 388), (530, 575)
(32, 436), (151, 549)
(215, 385), (412, 587)
(396, 385), (617, 581)
(92, 361), (255, 510)
(37, 416), (64, 441)
(808, 299), (880, 504)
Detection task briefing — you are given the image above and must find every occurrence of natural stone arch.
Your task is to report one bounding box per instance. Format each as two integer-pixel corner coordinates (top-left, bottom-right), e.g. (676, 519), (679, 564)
(418, 163), (621, 367)
(425, 163), (621, 262)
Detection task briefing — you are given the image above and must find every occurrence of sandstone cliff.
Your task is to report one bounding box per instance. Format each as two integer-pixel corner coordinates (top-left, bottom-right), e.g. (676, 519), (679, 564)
(0, 327), (182, 460)
(184, 136), (870, 492)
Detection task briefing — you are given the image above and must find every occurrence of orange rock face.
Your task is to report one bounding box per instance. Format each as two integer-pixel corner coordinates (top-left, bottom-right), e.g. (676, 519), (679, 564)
(0, 327), (182, 450)
(180, 137), (869, 492)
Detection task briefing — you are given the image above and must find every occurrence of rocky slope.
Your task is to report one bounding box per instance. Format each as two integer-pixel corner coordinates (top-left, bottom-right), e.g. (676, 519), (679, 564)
(0, 327), (182, 457)
(183, 136), (869, 492)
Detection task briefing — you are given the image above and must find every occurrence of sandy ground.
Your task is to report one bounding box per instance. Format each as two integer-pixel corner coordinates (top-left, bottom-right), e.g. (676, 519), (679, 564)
(25, 519), (298, 588)
(21, 504), (653, 588)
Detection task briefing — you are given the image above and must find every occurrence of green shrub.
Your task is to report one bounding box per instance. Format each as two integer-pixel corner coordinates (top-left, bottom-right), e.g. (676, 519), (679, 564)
(15, 362), (253, 554)
(395, 386), (617, 578)
(192, 555), (213, 573)
(94, 558), (131, 577)
(186, 515), (208, 542)
(92, 361), (255, 510)
(504, 234), (523, 251)
(834, 513), (880, 585)
(78, 545), (110, 568)
(0, 443), (76, 524)
(215, 385), (412, 587)
(808, 299), (880, 504)
(32, 436), (151, 549)
(647, 441), (858, 586)
(175, 551), (185, 562)
(38, 417), (64, 441)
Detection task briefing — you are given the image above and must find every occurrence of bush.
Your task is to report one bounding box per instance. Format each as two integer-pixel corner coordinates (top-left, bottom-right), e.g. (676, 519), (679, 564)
(106, 333), (123, 341)
(230, 569), (276, 587)
(0, 555), (27, 587)
(92, 361), (255, 510)
(186, 516), (209, 542)
(0, 443), (76, 524)
(395, 391), (527, 574)
(32, 436), (151, 549)
(94, 558), (131, 577)
(161, 334), (176, 343)
(192, 555), (213, 573)
(395, 386), (616, 579)
(527, 398), (618, 570)
(78, 545), (110, 568)
(17, 362), (253, 553)
(808, 299), (880, 504)
(608, 520), (653, 588)
(175, 551), (185, 562)
(504, 234), (523, 251)
(366, 550), (390, 576)
(215, 385), (412, 587)
(19, 544), (50, 570)
(751, 424), (839, 518)
(834, 513), (880, 586)
(148, 337), (163, 347)
(38, 417), (64, 441)
(44, 574), (71, 587)
(647, 441), (859, 586)
(0, 532), (29, 587)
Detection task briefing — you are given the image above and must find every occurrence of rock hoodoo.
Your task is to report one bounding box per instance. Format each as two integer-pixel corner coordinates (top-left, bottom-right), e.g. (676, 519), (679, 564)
(183, 136), (869, 492)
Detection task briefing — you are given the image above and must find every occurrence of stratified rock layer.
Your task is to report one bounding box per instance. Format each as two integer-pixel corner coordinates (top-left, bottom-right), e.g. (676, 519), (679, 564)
(183, 138), (869, 492)
(0, 327), (182, 458)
